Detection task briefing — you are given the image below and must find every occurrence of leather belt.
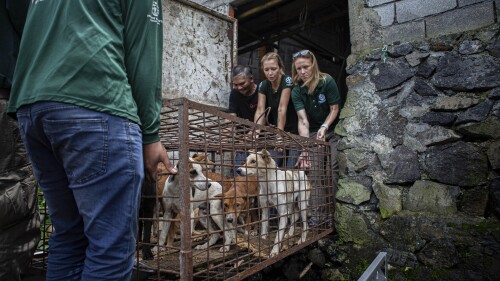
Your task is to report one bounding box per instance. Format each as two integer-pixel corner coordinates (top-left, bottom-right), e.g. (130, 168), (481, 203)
(0, 88), (10, 100)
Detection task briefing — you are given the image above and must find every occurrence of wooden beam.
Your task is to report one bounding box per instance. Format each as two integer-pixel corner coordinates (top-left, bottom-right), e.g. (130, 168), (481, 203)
(238, 0), (293, 21)
(238, 10), (347, 54)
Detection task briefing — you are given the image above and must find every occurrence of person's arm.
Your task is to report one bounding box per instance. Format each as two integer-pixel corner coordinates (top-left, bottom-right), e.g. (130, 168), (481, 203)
(295, 109), (311, 169)
(317, 75), (341, 141)
(123, 0), (176, 178)
(276, 87), (291, 131)
(225, 92), (238, 124)
(296, 109), (310, 138)
(316, 104), (339, 141)
(254, 93), (267, 126)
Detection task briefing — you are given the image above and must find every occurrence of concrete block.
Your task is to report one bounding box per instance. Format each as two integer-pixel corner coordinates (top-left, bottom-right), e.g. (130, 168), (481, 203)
(426, 2), (495, 38)
(396, 0), (456, 23)
(367, 0), (395, 7)
(374, 3), (395, 27)
(162, 0), (233, 108)
(382, 20), (425, 45)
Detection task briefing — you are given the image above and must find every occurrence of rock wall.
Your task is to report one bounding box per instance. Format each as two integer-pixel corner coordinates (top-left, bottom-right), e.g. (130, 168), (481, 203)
(332, 23), (500, 280)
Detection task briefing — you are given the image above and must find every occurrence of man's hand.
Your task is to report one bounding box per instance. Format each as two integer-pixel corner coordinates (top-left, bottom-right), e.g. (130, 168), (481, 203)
(143, 141), (177, 182)
(295, 152), (311, 169)
(316, 127), (327, 141)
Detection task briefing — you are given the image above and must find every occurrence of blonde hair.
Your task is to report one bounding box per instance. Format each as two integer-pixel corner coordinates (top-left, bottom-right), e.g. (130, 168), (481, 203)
(261, 52), (285, 75)
(292, 50), (327, 95)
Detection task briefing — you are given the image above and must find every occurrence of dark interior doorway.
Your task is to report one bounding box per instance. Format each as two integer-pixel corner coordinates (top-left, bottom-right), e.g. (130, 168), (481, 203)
(231, 0), (350, 104)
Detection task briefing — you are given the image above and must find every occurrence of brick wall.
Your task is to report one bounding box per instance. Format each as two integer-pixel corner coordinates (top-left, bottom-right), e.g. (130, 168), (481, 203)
(350, 0), (498, 54)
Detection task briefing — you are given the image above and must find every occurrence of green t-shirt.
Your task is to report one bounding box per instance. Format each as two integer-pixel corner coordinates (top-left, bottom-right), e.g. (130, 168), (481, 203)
(258, 75), (298, 134)
(291, 74), (341, 132)
(8, 0), (163, 144)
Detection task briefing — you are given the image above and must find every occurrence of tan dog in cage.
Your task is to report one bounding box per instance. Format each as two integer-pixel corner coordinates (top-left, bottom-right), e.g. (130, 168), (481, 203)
(214, 176), (260, 236)
(237, 149), (311, 257)
(191, 153), (261, 236)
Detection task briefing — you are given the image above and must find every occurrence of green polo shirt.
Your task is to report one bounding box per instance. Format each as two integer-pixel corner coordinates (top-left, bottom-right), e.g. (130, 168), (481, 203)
(258, 75), (298, 134)
(291, 74), (340, 132)
(8, 0), (163, 144)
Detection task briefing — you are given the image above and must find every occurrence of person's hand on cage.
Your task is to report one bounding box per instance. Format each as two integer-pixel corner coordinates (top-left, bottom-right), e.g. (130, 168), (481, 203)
(295, 151), (311, 169)
(316, 124), (328, 142)
(274, 135), (284, 152)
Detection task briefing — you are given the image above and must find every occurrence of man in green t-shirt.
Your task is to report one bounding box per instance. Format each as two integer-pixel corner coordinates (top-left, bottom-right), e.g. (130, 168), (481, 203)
(7, 1), (177, 279)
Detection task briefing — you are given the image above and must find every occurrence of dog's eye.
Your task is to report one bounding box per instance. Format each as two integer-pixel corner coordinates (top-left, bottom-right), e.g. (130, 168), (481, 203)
(235, 203), (240, 208)
(190, 170), (197, 176)
(250, 160), (255, 164)
(224, 203), (229, 210)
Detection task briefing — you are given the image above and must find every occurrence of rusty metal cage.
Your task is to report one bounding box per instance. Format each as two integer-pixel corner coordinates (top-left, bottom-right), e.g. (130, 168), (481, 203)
(136, 98), (335, 280)
(29, 97), (335, 280)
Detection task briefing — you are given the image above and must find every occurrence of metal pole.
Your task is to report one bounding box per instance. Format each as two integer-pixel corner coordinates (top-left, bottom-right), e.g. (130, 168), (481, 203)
(178, 99), (193, 280)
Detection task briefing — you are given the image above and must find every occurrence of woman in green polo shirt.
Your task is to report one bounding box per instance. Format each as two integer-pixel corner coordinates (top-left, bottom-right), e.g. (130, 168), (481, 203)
(254, 52), (299, 167)
(291, 50), (341, 227)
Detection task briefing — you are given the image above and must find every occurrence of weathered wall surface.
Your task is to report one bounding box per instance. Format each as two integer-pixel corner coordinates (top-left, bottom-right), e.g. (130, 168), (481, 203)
(335, 1), (500, 279)
(162, 0), (235, 108)
(349, 0), (498, 57)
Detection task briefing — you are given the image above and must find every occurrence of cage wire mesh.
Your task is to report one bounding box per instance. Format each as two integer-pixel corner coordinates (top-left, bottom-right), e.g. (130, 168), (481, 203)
(29, 98), (335, 281)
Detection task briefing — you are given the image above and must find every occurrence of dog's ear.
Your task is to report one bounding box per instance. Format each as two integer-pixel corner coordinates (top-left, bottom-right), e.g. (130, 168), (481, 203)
(248, 149), (256, 154)
(191, 153), (206, 162)
(260, 149), (272, 164)
(191, 153), (215, 170)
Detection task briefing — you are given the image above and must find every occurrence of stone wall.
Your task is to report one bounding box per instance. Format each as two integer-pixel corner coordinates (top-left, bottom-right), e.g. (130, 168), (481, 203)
(333, 20), (500, 280)
(349, 0), (498, 57)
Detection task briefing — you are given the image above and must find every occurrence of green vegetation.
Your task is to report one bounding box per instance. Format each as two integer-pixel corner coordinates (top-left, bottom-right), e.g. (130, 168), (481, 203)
(460, 220), (500, 236)
(353, 258), (369, 278)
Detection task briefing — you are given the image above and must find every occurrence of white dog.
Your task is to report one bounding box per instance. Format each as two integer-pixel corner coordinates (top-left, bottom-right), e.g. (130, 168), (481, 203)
(237, 149), (311, 257)
(153, 157), (233, 255)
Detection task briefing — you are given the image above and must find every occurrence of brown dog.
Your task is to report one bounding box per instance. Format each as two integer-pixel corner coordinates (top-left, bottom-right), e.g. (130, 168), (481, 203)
(215, 176), (259, 235)
(190, 153), (261, 235)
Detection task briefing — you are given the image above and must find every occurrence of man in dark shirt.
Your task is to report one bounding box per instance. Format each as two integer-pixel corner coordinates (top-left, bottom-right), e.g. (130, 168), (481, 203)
(228, 65), (259, 121)
(227, 65), (258, 171)
(0, 1), (41, 280)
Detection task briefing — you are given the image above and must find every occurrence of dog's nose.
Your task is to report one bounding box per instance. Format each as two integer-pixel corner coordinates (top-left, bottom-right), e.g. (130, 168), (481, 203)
(236, 168), (242, 175)
(227, 217), (233, 223)
(208, 182), (212, 188)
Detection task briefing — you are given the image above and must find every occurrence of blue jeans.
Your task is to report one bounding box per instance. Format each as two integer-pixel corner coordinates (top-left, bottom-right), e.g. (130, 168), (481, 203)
(234, 152), (249, 176)
(17, 102), (144, 281)
(268, 148), (300, 168)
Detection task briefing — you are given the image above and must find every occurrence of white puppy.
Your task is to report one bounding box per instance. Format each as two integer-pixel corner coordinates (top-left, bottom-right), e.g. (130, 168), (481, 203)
(154, 157), (233, 255)
(153, 158), (207, 255)
(237, 149), (311, 257)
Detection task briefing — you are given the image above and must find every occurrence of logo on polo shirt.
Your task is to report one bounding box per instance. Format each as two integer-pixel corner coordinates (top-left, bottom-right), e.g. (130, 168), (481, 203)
(148, 1), (162, 25)
(318, 93), (326, 104)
